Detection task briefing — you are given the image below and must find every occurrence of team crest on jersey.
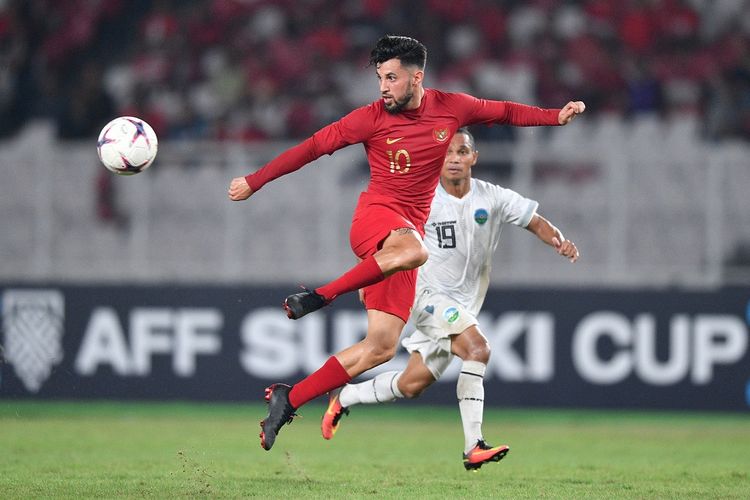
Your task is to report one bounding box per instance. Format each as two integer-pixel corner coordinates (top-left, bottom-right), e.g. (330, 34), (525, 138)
(2, 289), (65, 393)
(474, 208), (489, 225)
(443, 306), (460, 323)
(433, 127), (449, 143)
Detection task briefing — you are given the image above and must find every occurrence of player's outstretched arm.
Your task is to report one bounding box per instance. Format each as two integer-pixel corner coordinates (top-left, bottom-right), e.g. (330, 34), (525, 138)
(228, 108), (372, 201)
(558, 101), (586, 125)
(228, 176), (254, 201)
(525, 214), (580, 263)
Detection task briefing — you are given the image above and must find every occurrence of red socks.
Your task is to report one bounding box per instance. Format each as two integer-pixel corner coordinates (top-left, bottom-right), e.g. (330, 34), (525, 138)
(315, 255), (384, 302)
(288, 356), (352, 409)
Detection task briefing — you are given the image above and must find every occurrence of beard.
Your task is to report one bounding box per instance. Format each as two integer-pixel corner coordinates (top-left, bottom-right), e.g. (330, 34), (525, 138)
(384, 89), (414, 114)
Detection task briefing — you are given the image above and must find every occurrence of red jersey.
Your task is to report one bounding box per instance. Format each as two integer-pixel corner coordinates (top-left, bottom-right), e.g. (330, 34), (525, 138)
(246, 89), (560, 227)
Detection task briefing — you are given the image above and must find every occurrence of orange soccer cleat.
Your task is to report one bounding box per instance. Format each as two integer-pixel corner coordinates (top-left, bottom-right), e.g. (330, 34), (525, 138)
(321, 388), (350, 440)
(463, 440), (510, 471)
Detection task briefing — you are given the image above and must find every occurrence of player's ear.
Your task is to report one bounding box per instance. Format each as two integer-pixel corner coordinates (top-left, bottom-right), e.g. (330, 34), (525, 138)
(412, 69), (424, 86)
(472, 151), (479, 167)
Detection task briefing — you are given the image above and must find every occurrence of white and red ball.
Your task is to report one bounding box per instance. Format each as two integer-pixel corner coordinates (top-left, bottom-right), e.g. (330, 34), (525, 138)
(97, 116), (158, 175)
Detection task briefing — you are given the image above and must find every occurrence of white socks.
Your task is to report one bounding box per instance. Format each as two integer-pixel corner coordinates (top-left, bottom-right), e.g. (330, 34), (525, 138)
(338, 362), (487, 454)
(457, 360), (486, 453)
(338, 370), (404, 407)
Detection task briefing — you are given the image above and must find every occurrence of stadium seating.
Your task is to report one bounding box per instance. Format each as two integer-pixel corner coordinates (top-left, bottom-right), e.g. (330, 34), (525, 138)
(1, 119), (748, 287)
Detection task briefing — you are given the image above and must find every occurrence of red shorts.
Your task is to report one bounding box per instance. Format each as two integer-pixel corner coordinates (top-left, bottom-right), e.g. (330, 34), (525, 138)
(349, 192), (424, 323)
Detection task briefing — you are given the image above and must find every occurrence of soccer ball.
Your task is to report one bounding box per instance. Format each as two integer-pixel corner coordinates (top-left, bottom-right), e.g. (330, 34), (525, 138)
(97, 116), (158, 175)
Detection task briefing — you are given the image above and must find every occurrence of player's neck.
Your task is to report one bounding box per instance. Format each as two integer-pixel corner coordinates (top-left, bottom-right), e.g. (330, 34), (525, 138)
(404, 86), (425, 110)
(441, 177), (471, 199)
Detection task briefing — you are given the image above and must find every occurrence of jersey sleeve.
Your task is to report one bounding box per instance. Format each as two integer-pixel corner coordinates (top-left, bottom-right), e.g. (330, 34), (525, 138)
(451, 92), (561, 127)
(245, 105), (375, 192)
(492, 184), (539, 228)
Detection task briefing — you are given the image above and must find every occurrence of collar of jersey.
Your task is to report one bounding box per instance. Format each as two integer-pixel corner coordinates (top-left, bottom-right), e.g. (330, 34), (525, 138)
(437, 178), (474, 203)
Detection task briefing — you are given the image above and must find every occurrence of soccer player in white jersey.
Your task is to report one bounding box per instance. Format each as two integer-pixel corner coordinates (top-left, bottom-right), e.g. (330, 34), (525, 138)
(320, 127), (580, 470)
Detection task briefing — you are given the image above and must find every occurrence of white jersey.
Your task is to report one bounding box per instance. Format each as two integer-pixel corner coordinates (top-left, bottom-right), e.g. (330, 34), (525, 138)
(417, 178), (538, 316)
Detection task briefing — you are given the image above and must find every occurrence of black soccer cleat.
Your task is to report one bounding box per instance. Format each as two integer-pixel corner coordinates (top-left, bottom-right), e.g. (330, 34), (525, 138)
(259, 383), (297, 451)
(463, 440), (510, 471)
(283, 287), (327, 320)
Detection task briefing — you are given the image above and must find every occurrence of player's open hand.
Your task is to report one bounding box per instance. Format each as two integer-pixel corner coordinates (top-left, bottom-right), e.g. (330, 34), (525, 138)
(228, 177), (254, 201)
(552, 237), (580, 263)
(558, 101), (586, 125)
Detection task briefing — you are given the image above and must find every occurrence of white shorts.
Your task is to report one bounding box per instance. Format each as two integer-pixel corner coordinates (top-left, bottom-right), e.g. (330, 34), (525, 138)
(400, 288), (478, 380)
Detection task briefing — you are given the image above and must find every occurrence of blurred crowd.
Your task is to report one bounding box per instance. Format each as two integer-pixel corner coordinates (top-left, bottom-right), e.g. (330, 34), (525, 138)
(2, 0), (750, 142)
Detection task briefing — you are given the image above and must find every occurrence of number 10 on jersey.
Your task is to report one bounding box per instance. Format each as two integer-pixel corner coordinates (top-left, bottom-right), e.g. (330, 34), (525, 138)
(387, 149), (411, 174)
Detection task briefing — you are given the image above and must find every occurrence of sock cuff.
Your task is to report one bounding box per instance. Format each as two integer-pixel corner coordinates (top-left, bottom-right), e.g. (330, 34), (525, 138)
(327, 355), (352, 382)
(288, 355), (351, 409)
(460, 360), (486, 378)
(390, 372), (404, 398)
(362, 254), (385, 279)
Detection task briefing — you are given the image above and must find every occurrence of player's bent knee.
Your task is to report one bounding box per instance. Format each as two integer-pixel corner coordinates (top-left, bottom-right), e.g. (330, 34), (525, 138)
(465, 344), (491, 364)
(400, 246), (428, 270)
(414, 246), (429, 267)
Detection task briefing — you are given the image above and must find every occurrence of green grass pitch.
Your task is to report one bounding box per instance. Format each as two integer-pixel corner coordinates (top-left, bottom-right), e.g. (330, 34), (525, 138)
(1, 400), (749, 498)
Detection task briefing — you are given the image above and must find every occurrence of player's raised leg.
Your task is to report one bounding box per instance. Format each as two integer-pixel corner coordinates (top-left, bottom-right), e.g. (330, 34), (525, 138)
(284, 227), (427, 319)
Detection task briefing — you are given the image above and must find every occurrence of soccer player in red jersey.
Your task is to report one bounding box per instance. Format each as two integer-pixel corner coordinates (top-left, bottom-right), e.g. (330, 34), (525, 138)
(227, 35), (585, 451)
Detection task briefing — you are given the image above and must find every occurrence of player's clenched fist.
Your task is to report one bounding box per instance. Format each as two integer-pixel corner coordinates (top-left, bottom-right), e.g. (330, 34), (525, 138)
(228, 176), (254, 201)
(558, 101), (586, 125)
(552, 237), (580, 263)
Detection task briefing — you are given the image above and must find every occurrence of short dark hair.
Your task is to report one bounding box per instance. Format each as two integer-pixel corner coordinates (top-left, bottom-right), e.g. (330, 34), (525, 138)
(369, 35), (427, 70)
(456, 127), (476, 151)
